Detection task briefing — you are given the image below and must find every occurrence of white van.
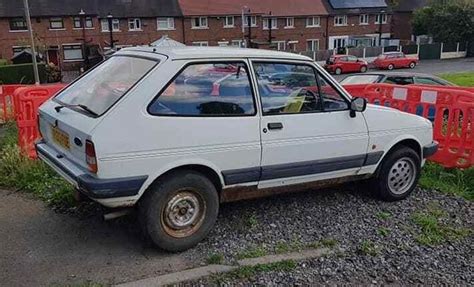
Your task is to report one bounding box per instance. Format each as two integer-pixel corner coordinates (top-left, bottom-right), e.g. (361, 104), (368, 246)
(36, 47), (437, 251)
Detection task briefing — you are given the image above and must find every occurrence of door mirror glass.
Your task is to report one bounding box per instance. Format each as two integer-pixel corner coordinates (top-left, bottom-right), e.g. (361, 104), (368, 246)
(350, 97), (367, 117)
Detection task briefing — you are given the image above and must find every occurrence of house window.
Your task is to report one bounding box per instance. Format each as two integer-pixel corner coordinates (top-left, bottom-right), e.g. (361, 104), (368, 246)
(231, 40), (245, 47)
(73, 17), (94, 29)
(192, 41), (209, 47)
(224, 16), (234, 28)
(375, 14), (387, 24)
(263, 18), (277, 30)
(285, 17), (294, 28)
(334, 15), (347, 26)
(307, 39), (319, 51)
(359, 14), (369, 25)
(9, 18), (28, 31)
(306, 16), (320, 27)
(192, 17), (208, 28)
(157, 17), (175, 30)
(128, 18), (142, 31)
(63, 44), (83, 61)
(49, 17), (64, 30)
(243, 15), (257, 27)
(273, 41), (286, 51)
(101, 19), (120, 32)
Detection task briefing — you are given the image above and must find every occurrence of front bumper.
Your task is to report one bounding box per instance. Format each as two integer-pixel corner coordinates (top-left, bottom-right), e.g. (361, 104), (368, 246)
(36, 140), (147, 199)
(423, 141), (439, 158)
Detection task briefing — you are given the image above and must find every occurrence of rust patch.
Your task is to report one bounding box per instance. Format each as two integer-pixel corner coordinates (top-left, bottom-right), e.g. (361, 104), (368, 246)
(220, 175), (371, 203)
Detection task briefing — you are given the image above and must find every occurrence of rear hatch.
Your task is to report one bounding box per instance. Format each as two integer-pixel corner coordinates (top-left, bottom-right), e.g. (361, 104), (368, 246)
(39, 55), (159, 171)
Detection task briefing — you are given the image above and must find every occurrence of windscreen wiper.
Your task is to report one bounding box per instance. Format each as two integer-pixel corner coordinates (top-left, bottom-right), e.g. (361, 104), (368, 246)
(55, 104), (99, 117)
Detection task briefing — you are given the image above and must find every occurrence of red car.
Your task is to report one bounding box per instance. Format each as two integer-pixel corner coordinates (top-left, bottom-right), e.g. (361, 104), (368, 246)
(324, 55), (368, 75)
(373, 52), (419, 70)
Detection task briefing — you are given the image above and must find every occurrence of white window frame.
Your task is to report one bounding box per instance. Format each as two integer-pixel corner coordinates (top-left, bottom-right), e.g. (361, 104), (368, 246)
(192, 41), (209, 47)
(9, 18), (28, 32)
(231, 39), (245, 47)
(49, 17), (65, 30)
(263, 18), (278, 30)
(157, 17), (175, 30)
(306, 39), (319, 51)
(273, 41), (286, 51)
(128, 18), (142, 31)
(243, 15), (257, 27)
(284, 17), (294, 29)
(73, 16), (94, 29)
(192, 17), (208, 29)
(224, 16), (235, 28)
(334, 15), (347, 26)
(306, 16), (320, 27)
(218, 41), (229, 46)
(101, 18), (120, 32)
(62, 43), (83, 62)
(375, 13), (387, 24)
(359, 14), (369, 25)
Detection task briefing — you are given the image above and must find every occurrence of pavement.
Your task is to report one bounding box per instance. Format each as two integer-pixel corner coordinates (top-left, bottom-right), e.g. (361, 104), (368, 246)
(332, 57), (474, 81)
(0, 190), (196, 286)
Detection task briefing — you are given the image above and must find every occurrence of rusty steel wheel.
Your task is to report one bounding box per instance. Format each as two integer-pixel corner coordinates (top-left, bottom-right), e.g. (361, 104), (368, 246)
(161, 189), (207, 238)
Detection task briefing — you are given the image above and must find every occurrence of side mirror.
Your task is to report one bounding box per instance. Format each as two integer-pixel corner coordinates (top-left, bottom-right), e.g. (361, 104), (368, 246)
(350, 97), (367, 118)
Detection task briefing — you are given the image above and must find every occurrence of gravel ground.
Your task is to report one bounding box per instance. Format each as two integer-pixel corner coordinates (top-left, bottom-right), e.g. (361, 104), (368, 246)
(184, 185), (473, 285)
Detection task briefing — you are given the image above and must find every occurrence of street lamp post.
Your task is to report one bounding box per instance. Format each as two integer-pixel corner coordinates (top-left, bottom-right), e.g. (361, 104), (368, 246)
(22, 0), (40, 84)
(79, 9), (89, 70)
(107, 13), (115, 50)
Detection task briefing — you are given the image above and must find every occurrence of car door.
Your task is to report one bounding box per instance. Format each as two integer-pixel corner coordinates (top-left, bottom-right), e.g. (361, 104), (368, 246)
(251, 60), (369, 188)
(346, 55), (359, 72)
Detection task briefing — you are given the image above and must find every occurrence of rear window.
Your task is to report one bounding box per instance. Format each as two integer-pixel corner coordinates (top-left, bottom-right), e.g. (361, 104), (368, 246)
(55, 56), (157, 116)
(340, 75), (382, 85)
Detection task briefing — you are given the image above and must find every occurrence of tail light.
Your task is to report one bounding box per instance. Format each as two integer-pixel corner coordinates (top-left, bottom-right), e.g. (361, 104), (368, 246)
(85, 140), (98, 173)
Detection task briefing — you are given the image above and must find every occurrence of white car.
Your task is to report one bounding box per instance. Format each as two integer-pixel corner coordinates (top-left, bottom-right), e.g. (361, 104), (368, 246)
(36, 47), (438, 251)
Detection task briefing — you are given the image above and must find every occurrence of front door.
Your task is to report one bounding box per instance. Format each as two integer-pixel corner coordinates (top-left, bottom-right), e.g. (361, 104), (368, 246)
(252, 60), (369, 188)
(47, 49), (59, 66)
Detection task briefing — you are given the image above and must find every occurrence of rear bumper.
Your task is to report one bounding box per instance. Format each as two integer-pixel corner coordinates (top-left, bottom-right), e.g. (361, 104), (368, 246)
(423, 141), (439, 158)
(36, 140), (147, 200)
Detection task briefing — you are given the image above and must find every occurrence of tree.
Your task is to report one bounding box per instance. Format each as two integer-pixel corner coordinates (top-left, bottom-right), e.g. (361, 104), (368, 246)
(413, 2), (474, 44)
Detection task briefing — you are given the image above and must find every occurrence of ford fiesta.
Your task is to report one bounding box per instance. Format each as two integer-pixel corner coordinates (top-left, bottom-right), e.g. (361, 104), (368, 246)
(36, 47), (438, 252)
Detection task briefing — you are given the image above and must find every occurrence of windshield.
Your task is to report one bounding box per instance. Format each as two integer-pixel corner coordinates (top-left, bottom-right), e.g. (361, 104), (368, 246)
(55, 56), (158, 116)
(340, 75), (382, 85)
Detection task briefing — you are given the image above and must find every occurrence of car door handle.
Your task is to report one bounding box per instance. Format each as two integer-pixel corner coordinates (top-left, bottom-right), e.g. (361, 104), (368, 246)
(267, 122), (283, 130)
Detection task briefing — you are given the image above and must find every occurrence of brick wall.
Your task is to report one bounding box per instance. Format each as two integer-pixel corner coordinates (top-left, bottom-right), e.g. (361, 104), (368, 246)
(391, 12), (413, 42)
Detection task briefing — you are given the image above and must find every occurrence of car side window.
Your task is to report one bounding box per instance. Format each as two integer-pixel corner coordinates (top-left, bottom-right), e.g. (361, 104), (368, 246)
(316, 74), (350, 111)
(347, 56), (358, 62)
(415, 77), (442, 86)
(253, 62), (348, 115)
(148, 62), (256, 116)
(384, 76), (414, 85)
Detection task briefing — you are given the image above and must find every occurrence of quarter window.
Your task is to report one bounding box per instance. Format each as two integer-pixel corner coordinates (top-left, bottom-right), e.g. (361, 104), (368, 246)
(149, 62), (256, 116)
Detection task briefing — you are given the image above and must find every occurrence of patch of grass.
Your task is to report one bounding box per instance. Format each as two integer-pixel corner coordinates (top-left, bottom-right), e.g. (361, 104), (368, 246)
(306, 238), (338, 249)
(376, 211), (392, 220)
(377, 227), (391, 237)
(274, 239), (304, 254)
(215, 260), (297, 282)
(236, 245), (267, 260)
(207, 253), (224, 265)
(0, 123), (75, 206)
(419, 162), (473, 201)
(439, 72), (474, 87)
(358, 240), (380, 256)
(411, 205), (471, 246)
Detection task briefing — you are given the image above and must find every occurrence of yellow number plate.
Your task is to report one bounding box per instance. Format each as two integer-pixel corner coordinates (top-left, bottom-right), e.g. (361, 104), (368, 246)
(51, 125), (70, 150)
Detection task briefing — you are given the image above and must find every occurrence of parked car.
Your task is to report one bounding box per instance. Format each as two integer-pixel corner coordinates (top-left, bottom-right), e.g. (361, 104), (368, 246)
(36, 47), (437, 252)
(373, 52), (419, 70)
(340, 72), (455, 86)
(324, 55), (368, 75)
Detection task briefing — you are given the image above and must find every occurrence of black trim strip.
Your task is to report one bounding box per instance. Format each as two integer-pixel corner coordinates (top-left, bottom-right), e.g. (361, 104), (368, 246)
(423, 141), (439, 158)
(222, 152), (384, 185)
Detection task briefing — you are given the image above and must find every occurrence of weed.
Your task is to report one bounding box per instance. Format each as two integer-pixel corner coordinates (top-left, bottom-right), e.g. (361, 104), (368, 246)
(274, 239), (304, 254)
(236, 245), (267, 259)
(419, 163), (473, 201)
(377, 227), (391, 237)
(359, 240), (380, 256)
(376, 211), (392, 220)
(242, 213), (258, 230)
(320, 238), (338, 248)
(207, 253), (224, 265)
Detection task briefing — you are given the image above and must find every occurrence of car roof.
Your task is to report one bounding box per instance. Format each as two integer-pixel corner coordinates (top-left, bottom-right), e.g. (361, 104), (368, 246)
(116, 46), (313, 61)
(383, 51), (403, 55)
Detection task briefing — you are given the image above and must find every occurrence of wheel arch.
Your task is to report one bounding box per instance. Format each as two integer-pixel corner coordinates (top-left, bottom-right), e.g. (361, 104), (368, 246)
(375, 136), (422, 175)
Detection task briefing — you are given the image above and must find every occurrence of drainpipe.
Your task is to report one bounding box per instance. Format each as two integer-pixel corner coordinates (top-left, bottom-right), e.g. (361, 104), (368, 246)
(181, 17), (186, 44)
(325, 15), (329, 50)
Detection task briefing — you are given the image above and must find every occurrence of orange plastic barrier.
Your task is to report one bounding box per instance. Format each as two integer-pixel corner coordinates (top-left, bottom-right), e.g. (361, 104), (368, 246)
(342, 84), (369, 98)
(0, 85), (27, 122)
(15, 84), (66, 158)
(360, 84), (474, 168)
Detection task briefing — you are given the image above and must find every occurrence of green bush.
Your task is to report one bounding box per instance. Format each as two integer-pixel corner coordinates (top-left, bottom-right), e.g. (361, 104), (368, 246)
(0, 122), (75, 206)
(0, 59), (7, 66)
(0, 63), (48, 84)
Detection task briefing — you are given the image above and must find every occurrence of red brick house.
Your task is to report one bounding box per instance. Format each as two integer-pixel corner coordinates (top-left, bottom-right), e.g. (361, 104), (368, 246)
(391, 0), (427, 43)
(178, 0), (329, 51)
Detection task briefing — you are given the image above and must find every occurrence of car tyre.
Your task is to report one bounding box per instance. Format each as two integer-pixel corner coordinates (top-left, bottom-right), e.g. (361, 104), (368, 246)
(409, 62), (416, 69)
(387, 64), (394, 70)
(370, 147), (421, 202)
(360, 66), (368, 73)
(335, 67), (342, 75)
(139, 170), (219, 252)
